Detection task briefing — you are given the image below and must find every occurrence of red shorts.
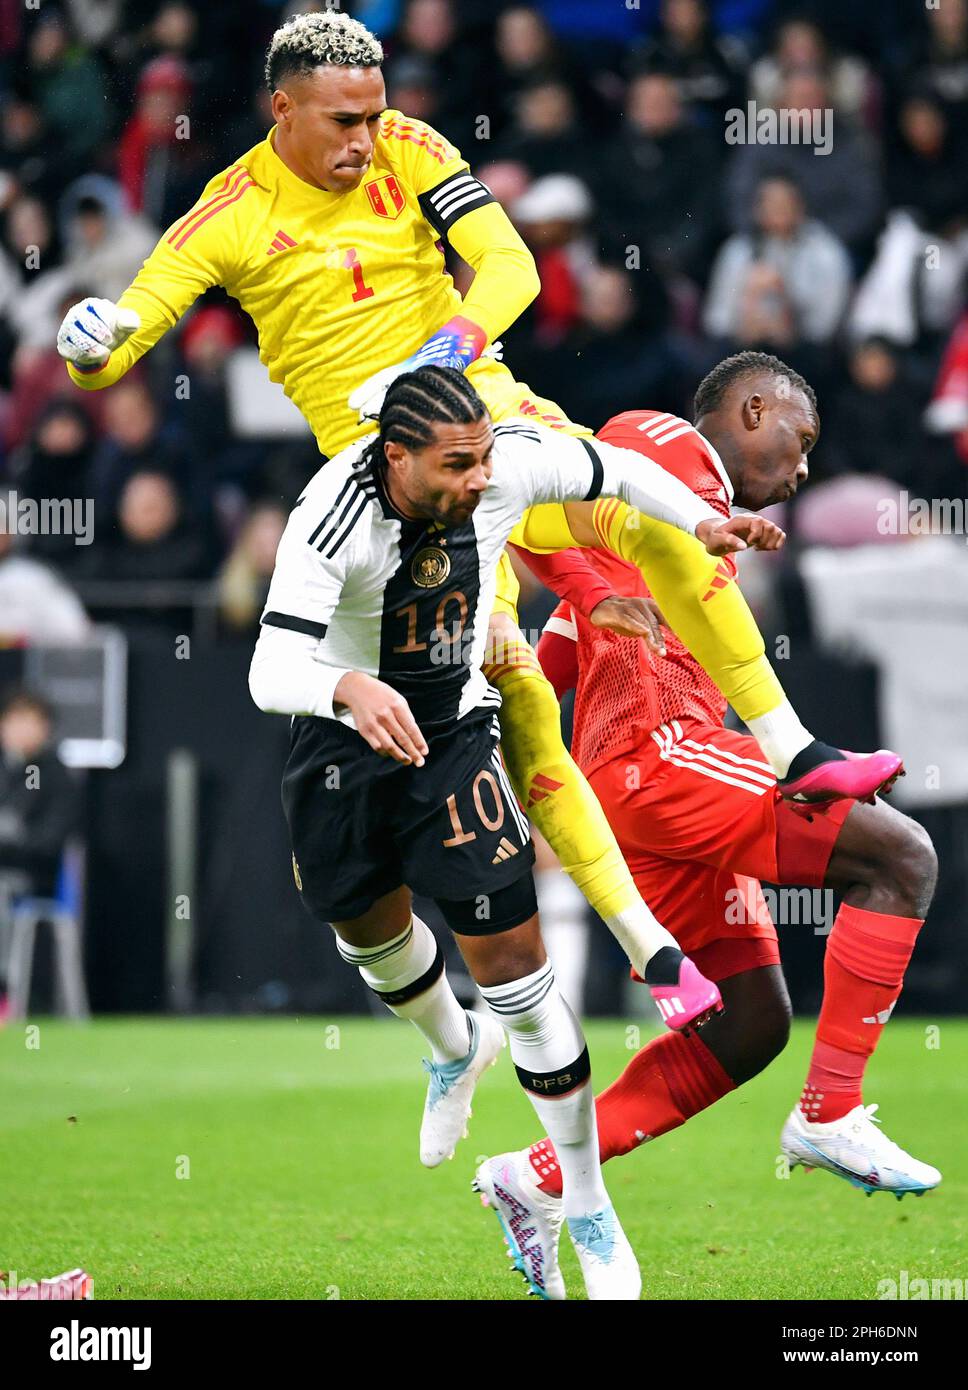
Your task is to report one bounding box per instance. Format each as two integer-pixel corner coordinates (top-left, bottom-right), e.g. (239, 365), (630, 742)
(588, 717), (854, 980)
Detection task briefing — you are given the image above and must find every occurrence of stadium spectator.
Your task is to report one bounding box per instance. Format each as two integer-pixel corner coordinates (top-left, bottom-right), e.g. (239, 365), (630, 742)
(510, 174), (597, 346)
(89, 378), (199, 516)
(173, 304), (263, 516)
(849, 203), (968, 355)
(0, 530), (90, 645)
(847, 92), (968, 357)
(1, 193), (57, 300)
(0, 92), (62, 209)
(492, 75), (592, 182)
(725, 68), (883, 253)
(703, 173), (852, 349)
(887, 91), (968, 237)
(26, 7), (112, 181)
(629, 0), (749, 127)
(0, 688), (82, 896)
(594, 70), (722, 277)
(91, 468), (209, 584)
(748, 16), (876, 129)
(383, 53), (438, 127)
(816, 339), (929, 489)
(216, 500), (287, 635)
(0, 684), (82, 1025)
(11, 176), (157, 358)
(63, 0), (123, 52)
(902, 0), (968, 141)
(385, 0), (483, 151)
(0, 195), (61, 361)
(518, 262), (688, 428)
(474, 159), (531, 211)
(925, 311), (968, 470)
(212, 80), (274, 172)
(116, 53), (212, 228)
(492, 6), (602, 137)
(494, 5), (564, 102)
(8, 399), (98, 575)
(2, 284), (109, 450)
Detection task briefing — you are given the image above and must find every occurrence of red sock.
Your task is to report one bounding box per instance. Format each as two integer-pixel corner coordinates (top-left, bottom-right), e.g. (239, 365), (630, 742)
(801, 903), (923, 1123)
(528, 1029), (735, 1196)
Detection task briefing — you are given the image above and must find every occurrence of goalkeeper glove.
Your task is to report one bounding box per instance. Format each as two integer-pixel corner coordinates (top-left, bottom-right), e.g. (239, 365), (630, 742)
(349, 314), (489, 421)
(56, 297), (141, 372)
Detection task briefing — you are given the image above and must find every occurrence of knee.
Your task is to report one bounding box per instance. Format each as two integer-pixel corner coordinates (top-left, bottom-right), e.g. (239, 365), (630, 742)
(884, 817), (938, 919)
(729, 996), (792, 1085)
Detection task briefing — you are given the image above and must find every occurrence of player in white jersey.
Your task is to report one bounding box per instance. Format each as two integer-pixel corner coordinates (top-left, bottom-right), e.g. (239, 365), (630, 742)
(248, 366), (781, 1299)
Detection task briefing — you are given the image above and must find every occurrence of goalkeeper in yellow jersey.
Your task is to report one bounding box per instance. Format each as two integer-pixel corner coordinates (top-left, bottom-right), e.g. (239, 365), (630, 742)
(56, 11), (900, 1015)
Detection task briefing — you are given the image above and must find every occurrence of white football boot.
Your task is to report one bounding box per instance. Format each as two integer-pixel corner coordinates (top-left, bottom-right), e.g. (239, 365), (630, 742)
(781, 1103), (941, 1199)
(473, 1150), (566, 1300)
(567, 1205), (642, 1300)
(419, 1012), (505, 1167)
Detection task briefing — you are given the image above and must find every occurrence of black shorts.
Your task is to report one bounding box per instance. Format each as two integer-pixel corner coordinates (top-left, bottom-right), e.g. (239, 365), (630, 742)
(282, 707), (535, 923)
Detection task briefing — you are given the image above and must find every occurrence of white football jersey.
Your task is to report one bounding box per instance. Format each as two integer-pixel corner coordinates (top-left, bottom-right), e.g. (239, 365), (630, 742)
(257, 418), (718, 732)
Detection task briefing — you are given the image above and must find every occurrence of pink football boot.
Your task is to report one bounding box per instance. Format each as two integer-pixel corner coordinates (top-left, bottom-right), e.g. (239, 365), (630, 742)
(647, 952), (724, 1032)
(779, 745), (904, 807)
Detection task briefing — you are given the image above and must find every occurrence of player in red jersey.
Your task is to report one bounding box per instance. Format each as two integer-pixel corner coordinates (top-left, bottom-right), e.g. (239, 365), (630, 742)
(472, 352), (941, 1300)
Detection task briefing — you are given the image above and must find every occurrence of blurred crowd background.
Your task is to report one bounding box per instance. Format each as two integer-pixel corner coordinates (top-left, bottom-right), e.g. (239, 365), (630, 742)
(0, 0), (966, 1018)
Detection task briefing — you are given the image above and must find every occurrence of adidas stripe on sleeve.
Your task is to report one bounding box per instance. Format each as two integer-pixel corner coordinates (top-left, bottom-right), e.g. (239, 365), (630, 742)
(261, 463), (373, 644)
(419, 170), (495, 236)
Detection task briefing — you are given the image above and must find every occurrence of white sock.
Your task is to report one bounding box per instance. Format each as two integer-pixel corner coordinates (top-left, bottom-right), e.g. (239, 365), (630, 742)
(535, 868), (589, 1014)
(336, 916), (471, 1063)
(604, 900), (678, 980)
(479, 961), (607, 1219)
(746, 699), (814, 778)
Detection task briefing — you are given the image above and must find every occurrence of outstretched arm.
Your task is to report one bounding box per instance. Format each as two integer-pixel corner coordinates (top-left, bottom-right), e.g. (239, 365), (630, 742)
(60, 166), (244, 389)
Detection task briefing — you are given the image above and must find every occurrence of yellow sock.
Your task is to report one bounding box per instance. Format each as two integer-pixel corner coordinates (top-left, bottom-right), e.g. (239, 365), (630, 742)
(592, 498), (788, 722)
(512, 499), (789, 724)
(485, 635), (640, 922)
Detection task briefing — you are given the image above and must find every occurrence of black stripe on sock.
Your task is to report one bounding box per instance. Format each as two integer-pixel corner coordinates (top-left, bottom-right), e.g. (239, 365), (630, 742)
(484, 963), (553, 1011)
(486, 979), (555, 1016)
(369, 941), (444, 1007)
(338, 924), (413, 968)
(515, 1044), (590, 1097)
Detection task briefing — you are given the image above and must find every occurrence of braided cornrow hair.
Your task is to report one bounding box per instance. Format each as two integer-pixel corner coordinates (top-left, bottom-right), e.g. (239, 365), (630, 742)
(357, 366), (489, 477)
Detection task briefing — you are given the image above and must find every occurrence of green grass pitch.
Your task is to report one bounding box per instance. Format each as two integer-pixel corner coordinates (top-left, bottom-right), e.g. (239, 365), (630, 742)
(1, 1016), (964, 1300)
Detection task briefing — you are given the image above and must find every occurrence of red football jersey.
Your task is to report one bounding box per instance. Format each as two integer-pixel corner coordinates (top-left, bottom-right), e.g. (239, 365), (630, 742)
(561, 409), (736, 774)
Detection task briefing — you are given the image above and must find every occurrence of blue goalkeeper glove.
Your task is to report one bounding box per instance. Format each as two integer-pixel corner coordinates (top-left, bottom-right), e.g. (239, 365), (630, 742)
(349, 314), (490, 421)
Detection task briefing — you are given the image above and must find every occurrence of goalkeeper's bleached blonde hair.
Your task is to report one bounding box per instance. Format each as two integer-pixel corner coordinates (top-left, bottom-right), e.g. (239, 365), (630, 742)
(264, 10), (384, 90)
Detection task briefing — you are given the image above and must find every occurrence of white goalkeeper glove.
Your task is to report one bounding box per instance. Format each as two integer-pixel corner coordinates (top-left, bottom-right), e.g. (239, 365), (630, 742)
(56, 297), (141, 370)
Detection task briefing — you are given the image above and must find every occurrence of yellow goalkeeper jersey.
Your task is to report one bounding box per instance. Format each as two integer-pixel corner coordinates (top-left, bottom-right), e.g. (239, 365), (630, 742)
(66, 111), (541, 458)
